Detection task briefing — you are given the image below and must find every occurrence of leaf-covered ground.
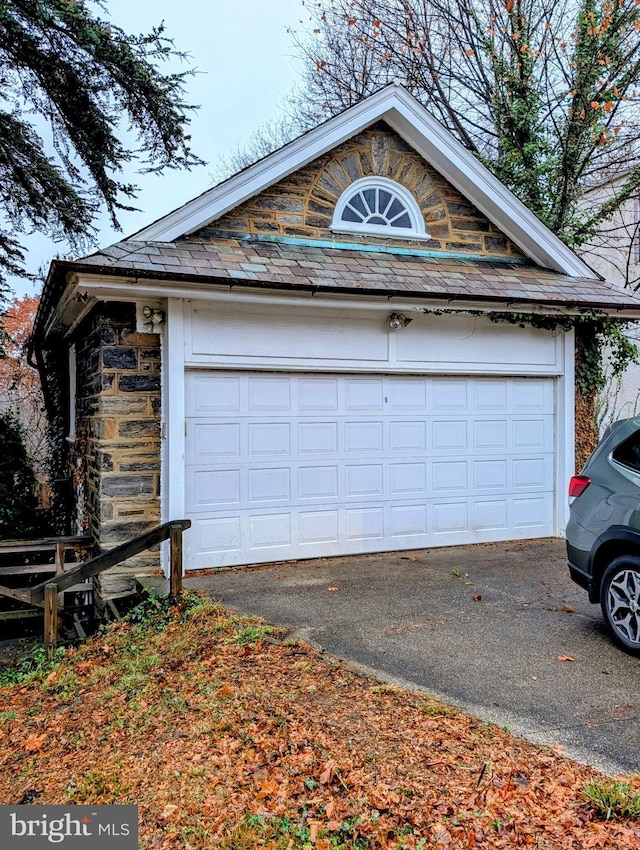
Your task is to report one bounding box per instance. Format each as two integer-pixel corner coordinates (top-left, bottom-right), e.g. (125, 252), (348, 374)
(0, 596), (639, 849)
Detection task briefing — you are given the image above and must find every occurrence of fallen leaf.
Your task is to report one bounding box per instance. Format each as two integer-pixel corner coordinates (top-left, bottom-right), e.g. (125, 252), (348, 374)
(23, 733), (46, 752)
(160, 804), (178, 819)
(319, 759), (337, 784)
(556, 605), (575, 614)
(557, 655), (575, 662)
(412, 556), (420, 562)
(328, 586), (338, 592)
(473, 594), (483, 602)
(308, 820), (322, 843)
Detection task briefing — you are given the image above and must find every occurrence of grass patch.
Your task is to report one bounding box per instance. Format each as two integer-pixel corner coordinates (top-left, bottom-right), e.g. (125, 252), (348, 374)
(580, 780), (640, 820)
(0, 643), (65, 687)
(219, 813), (370, 849)
(229, 623), (275, 645)
(123, 588), (204, 631)
(419, 696), (456, 717)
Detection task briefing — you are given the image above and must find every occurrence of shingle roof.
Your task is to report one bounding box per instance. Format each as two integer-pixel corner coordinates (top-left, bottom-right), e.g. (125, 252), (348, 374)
(76, 235), (640, 311)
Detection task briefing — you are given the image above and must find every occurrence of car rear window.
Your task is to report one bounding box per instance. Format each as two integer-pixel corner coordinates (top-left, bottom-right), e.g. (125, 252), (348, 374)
(612, 432), (640, 471)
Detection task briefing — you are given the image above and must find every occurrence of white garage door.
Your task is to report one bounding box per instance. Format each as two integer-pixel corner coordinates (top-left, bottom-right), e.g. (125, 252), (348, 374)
(184, 372), (555, 568)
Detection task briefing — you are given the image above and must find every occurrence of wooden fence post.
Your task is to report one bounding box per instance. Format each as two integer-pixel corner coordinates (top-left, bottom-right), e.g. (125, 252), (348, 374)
(44, 583), (59, 660)
(169, 524), (183, 597)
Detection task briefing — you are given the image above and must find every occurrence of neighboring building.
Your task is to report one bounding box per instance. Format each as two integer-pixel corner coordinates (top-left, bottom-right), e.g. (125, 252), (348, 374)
(580, 182), (640, 429)
(31, 85), (640, 592)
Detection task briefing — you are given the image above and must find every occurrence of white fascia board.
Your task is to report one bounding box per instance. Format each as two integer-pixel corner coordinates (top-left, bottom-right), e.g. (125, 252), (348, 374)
(135, 86), (405, 243)
(71, 273), (640, 318)
(384, 92), (594, 278)
(133, 84), (593, 280)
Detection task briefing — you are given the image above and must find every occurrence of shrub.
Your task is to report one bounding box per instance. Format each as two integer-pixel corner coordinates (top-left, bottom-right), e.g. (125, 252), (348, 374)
(0, 413), (42, 538)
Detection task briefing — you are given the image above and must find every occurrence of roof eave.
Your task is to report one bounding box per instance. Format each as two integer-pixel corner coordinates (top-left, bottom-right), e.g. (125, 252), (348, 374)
(34, 262), (640, 336)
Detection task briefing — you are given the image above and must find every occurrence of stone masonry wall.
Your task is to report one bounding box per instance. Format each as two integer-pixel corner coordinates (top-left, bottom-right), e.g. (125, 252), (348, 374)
(72, 302), (161, 597)
(201, 123), (524, 260)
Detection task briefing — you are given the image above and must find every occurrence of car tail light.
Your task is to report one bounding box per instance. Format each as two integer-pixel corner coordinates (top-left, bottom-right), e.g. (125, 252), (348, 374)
(568, 475), (591, 498)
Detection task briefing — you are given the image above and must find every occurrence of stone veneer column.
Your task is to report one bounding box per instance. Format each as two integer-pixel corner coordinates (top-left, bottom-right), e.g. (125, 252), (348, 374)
(73, 303), (162, 599)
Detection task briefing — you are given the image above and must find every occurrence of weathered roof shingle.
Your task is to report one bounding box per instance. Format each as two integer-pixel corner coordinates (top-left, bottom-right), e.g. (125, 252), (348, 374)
(76, 235), (640, 311)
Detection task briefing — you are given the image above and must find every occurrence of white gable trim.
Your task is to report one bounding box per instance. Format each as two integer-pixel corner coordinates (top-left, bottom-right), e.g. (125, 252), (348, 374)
(134, 84), (594, 280)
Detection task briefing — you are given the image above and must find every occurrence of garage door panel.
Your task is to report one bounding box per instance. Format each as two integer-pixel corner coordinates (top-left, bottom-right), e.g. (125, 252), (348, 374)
(345, 464), (384, 497)
(473, 459), (508, 491)
(299, 377), (339, 411)
(248, 422), (291, 456)
(345, 378), (384, 410)
(513, 456), (553, 489)
(299, 510), (340, 543)
(433, 420), (468, 451)
(513, 496), (553, 529)
(299, 466), (339, 500)
(513, 418), (552, 450)
(299, 422), (339, 454)
(189, 422), (241, 461)
(194, 516), (242, 555)
(432, 460), (468, 493)
(249, 513), (292, 548)
(390, 504), (427, 536)
(389, 379), (428, 410)
(346, 506), (385, 540)
(474, 499), (509, 531)
(345, 421), (384, 453)
(433, 502), (469, 534)
(190, 469), (241, 509)
(433, 379), (468, 409)
(473, 420), (508, 451)
(389, 462), (427, 496)
(184, 373), (556, 568)
(389, 421), (427, 452)
(247, 467), (291, 503)
(473, 379), (508, 410)
(186, 374), (241, 414)
(512, 378), (552, 410)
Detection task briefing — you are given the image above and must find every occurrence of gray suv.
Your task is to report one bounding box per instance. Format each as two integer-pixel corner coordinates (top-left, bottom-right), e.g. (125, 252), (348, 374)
(567, 417), (640, 655)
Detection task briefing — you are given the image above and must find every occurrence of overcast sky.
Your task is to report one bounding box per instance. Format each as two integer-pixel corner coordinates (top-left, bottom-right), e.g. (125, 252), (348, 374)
(12, 0), (307, 297)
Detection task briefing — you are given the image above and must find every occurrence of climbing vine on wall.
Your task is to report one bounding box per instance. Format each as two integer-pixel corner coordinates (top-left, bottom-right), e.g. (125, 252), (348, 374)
(483, 312), (638, 397)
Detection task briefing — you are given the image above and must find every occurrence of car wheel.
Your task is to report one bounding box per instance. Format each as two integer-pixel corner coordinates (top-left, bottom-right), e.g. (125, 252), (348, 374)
(600, 556), (640, 655)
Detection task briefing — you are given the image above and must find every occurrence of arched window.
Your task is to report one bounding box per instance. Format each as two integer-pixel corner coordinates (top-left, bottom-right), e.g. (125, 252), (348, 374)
(332, 177), (429, 240)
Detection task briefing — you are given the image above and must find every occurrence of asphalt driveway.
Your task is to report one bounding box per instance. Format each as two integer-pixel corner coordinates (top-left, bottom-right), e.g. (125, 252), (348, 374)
(186, 538), (640, 776)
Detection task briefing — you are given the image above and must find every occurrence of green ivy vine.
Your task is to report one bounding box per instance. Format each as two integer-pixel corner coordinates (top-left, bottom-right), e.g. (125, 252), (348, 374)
(421, 309), (638, 397)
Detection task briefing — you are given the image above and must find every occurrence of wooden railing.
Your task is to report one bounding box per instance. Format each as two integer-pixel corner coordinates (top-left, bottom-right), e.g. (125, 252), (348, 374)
(0, 520), (191, 657)
(0, 536), (92, 606)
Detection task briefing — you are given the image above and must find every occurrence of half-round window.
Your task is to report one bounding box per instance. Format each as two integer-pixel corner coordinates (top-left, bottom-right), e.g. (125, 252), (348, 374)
(332, 177), (429, 240)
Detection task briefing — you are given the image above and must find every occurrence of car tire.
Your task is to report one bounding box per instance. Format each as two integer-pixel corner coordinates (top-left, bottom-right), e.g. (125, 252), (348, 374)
(600, 555), (640, 656)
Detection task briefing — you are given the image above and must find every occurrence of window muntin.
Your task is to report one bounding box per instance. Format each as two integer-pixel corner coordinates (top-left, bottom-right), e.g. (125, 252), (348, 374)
(332, 177), (429, 240)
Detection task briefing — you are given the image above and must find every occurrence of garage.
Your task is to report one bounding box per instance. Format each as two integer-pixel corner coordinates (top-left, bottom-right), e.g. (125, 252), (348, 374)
(32, 84), (640, 590)
(184, 370), (555, 568)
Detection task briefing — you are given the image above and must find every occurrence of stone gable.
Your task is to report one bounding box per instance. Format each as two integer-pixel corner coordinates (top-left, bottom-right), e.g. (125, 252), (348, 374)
(197, 122), (524, 260)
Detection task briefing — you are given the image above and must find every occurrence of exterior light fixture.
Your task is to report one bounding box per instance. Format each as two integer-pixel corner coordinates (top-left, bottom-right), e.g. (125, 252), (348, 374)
(388, 312), (413, 330)
(142, 305), (165, 326)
